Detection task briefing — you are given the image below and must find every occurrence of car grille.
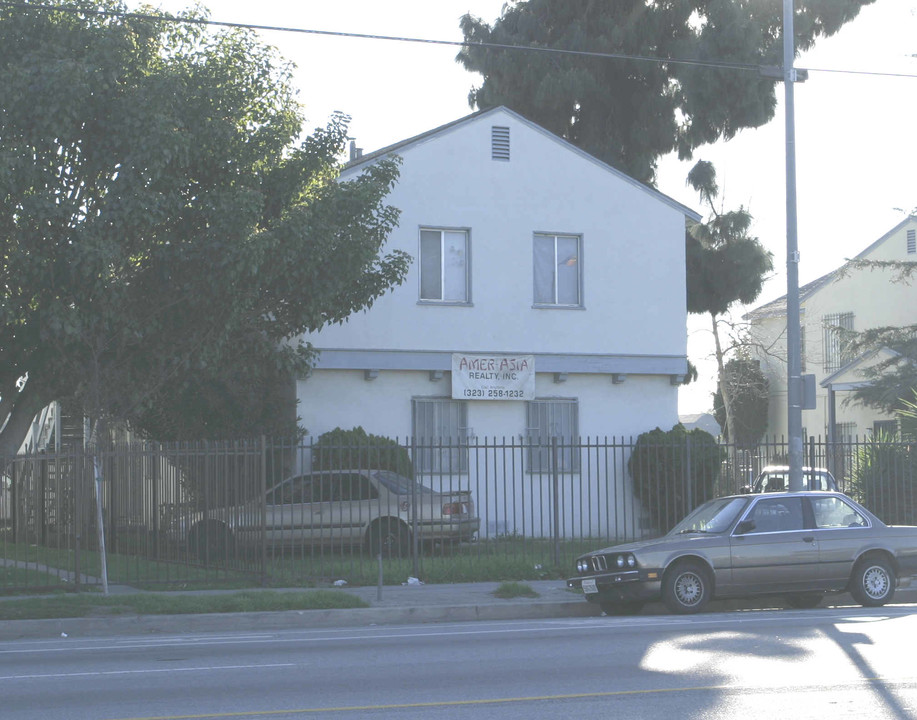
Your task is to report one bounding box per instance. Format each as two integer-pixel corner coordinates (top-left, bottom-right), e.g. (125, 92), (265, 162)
(588, 555), (607, 572)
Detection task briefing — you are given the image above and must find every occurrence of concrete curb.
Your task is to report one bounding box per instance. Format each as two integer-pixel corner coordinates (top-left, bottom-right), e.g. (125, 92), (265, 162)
(0, 600), (600, 641)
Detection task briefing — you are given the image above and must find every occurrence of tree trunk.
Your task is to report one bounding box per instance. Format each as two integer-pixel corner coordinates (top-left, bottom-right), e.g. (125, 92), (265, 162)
(711, 313), (739, 479)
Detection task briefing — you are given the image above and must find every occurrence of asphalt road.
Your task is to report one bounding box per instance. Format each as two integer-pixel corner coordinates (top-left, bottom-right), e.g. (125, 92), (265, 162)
(3, 604), (917, 720)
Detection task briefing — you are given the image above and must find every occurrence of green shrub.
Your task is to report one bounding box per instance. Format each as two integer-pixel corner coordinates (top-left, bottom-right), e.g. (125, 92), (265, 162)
(849, 435), (917, 525)
(628, 424), (724, 534)
(311, 427), (414, 477)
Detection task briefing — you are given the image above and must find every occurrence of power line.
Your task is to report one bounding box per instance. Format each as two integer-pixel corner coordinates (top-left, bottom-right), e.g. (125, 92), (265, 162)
(1, 0), (915, 80)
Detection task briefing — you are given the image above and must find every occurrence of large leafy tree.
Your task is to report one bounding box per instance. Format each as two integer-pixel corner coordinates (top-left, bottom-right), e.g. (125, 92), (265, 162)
(685, 161), (773, 446)
(458, 0), (875, 184)
(0, 1), (409, 456)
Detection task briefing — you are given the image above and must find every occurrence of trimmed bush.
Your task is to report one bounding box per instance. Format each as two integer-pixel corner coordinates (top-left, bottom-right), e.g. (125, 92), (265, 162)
(311, 427), (414, 477)
(628, 424), (724, 534)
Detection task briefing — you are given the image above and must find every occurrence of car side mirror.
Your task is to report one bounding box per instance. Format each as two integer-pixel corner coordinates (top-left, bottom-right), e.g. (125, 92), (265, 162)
(735, 519), (756, 535)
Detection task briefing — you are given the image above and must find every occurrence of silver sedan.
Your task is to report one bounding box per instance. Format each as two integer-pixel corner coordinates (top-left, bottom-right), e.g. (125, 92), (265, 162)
(568, 491), (917, 615)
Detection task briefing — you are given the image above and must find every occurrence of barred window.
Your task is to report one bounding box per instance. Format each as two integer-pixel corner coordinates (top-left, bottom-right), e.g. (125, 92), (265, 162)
(834, 422), (857, 442)
(412, 398), (468, 473)
(823, 312), (854, 373)
(525, 399), (579, 472)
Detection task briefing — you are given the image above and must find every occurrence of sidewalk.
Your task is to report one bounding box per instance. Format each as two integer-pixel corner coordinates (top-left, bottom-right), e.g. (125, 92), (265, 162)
(1, 581), (915, 641)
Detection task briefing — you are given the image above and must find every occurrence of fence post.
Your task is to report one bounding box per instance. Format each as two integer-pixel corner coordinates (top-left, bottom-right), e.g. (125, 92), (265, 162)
(685, 435), (693, 510)
(151, 442), (160, 561)
(552, 436), (560, 567)
(260, 436), (268, 587)
(410, 436), (419, 578)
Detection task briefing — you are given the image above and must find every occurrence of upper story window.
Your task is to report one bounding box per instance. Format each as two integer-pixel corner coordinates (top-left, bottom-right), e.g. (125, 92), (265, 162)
(420, 228), (469, 303)
(907, 228), (916, 254)
(533, 233), (582, 307)
(822, 312), (854, 373)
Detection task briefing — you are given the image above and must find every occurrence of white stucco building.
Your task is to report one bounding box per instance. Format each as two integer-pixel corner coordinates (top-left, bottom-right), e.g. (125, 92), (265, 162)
(295, 107), (700, 536)
(746, 215), (917, 441)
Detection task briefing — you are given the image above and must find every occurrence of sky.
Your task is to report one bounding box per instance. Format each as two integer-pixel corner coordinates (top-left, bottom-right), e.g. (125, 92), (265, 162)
(137, 0), (917, 416)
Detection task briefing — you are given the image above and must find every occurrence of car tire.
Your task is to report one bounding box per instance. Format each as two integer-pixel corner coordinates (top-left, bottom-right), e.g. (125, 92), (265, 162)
(785, 593), (823, 609)
(849, 556), (896, 607)
(600, 600), (644, 616)
(367, 519), (411, 559)
(662, 560), (712, 614)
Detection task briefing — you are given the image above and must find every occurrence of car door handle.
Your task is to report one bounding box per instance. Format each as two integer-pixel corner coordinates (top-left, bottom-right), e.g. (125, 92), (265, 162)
(803, 536), (815, 543)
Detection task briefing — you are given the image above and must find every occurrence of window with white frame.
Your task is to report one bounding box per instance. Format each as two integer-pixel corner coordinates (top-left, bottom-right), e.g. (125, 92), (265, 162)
(412, 398), (468, 473)
(525, 399), (579, 472)
(533, 233), (582, 307)
(822, 312), (854, 373)
(420, 228), (469, 302)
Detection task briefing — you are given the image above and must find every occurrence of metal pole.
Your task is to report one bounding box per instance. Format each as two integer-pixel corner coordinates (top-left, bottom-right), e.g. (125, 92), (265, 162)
(783, 0), (804, 491)
(552, 437), (560, 566)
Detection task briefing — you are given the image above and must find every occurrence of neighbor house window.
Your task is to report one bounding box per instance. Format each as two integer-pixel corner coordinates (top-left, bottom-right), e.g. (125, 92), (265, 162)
(533, 233), (582, 307)
(834, 422), (857, 441)
(822, 312), (854, 373)
(420, 228), (469, 302)
(412, 398), (468, 473)
(525, 399), (579, 472)
(873, 420), (898, 437)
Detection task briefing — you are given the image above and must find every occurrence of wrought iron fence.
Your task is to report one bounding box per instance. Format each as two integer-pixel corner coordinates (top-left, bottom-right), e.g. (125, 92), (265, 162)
(1, 434), (914, 593)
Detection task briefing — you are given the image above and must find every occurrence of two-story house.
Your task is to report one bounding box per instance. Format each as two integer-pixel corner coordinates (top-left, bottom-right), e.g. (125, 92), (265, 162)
(746, 216), (917, 441)
(295, 107), (700, 536)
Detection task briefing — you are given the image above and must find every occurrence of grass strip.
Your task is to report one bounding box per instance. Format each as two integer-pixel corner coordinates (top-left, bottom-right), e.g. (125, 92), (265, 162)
(492, 581), (540, 599)
(0, 590), (369, 621)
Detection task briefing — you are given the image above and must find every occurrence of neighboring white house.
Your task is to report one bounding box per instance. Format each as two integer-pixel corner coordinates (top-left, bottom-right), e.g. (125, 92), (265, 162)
(679, 412), (722, 437)
(746, 216), (917, 441)
(295, 107), (700, 536)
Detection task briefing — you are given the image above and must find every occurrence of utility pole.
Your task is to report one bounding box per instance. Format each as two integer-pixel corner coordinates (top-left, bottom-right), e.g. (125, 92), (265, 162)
(783, 0), (805, 491)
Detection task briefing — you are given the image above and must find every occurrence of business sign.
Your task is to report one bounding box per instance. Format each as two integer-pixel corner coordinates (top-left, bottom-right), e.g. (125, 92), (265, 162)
(451, 354), (535, 401)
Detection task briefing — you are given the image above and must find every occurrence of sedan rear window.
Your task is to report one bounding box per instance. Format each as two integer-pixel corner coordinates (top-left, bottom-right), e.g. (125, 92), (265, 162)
(811, 496), (868, 528)
(373, 470), (434, 495)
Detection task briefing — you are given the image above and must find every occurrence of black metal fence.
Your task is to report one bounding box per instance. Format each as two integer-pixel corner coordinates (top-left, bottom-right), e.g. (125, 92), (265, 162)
(1, 434), (915, 593)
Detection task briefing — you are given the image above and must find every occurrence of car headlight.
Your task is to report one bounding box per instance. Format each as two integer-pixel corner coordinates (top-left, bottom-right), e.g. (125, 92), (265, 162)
(627, 554), (636, 568)
(577, 559), (589, 573)
(616, 555), (626, 568)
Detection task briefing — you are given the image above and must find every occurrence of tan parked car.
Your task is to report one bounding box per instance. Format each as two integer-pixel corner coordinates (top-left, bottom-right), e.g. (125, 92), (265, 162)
(568, 491), (917, 615)
(186, 469), (479, 559)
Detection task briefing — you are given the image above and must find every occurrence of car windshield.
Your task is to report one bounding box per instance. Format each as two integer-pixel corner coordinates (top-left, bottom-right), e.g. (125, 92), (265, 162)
(668, 497), (749, 535)
(373, 470), (434, 495)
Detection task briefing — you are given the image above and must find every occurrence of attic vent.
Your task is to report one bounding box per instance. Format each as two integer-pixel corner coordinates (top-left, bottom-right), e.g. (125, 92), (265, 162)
(491, 126), (510, 161)
(908, 228), (916, 254)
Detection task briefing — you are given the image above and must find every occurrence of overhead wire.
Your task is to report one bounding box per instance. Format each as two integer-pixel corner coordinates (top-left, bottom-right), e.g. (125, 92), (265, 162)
(1, 0), (916, 80)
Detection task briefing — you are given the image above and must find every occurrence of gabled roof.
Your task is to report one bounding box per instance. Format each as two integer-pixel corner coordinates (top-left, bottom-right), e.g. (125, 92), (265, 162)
(341, 106), (701, 222)
(820, 347), (901, 391)
(746, 216), (917, 320)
